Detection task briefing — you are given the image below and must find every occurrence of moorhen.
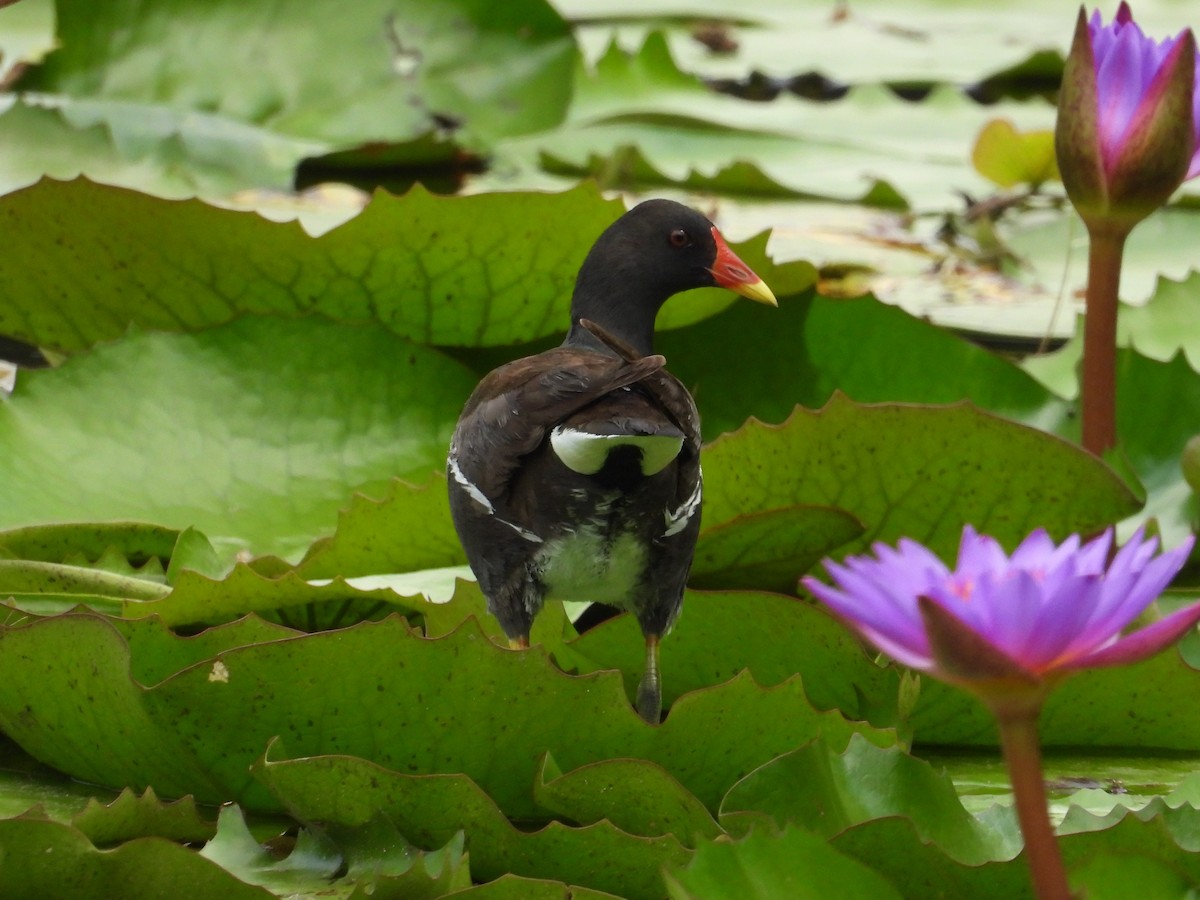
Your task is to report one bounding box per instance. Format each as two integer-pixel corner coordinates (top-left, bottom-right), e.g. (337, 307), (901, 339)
(447, 199), (775, 722)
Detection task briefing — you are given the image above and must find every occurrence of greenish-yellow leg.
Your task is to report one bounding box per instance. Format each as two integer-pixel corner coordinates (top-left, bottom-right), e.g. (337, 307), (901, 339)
(635, 635), (661, 723)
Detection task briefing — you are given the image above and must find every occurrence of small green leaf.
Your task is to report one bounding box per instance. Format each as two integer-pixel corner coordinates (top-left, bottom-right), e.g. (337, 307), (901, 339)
(972, 118), (1059, 188)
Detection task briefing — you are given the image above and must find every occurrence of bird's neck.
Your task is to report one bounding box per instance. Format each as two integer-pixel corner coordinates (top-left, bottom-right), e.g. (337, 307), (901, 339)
(564, 264), (665, 358)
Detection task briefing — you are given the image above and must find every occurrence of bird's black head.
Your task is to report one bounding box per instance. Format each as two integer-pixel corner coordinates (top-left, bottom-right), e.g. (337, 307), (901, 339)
(565, 199), (775, 357)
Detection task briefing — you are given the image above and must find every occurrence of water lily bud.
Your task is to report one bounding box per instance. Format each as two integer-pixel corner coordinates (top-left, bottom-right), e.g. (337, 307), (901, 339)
(1056, 4), (1199, 234)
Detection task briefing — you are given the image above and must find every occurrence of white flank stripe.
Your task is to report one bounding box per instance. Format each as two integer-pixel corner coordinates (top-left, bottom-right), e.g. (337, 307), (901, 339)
(448, 454), (493, 512)
(664, 472), (702, 537)
(449, 453), (543, 543)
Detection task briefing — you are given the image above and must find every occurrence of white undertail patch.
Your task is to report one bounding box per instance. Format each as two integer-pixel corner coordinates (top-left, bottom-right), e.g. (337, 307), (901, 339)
(550, 426), (684, 476)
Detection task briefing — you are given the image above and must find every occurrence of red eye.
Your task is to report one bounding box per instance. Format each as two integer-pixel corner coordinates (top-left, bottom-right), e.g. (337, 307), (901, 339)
(669, 229), (689, 247)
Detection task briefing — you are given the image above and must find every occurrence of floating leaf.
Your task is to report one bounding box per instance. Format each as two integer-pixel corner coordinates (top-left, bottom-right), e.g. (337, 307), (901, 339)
(664, 824), (904, 900)
(0, 522), (180, 568)
(971, 118), (1058, 188)
(911, 643), (1200, 750)
(255, 743), (690, 900)
(3, 0), (576, 198)
(565, 590), (901, 727)
(657, 290), (1071, 441)
(0, 316), (474, 560)
(720, 734), (1019, 863)
(72, 787), (215, 847)
(534, 752), (723, 846)
(690, 505), (864, 593)
(701, 396), (1138, 559)
(0, 815), (272, 899)
(0, 612), (889, 818)
(293, 477), (464, 581)
(440, 875), (625, 899)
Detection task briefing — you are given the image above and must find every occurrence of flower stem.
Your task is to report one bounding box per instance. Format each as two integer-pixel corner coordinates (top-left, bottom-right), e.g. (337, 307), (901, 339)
(994, 706), (1073, 900)
(1080, 228), (1128, 456)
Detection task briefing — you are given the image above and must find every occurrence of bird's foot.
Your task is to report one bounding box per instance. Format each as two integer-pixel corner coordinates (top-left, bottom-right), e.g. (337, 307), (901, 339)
(635, 635), (662, 723)
(508, 635), (530, 650)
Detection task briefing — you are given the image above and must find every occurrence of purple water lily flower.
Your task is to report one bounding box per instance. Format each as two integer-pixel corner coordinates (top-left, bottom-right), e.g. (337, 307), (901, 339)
(1091, 4), (1200, 180)
(1057, 3), (1197, 230)
(802, 526), (1199, 687)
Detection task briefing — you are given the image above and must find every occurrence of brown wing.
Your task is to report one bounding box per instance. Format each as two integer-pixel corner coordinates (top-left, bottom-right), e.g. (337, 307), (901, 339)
(450, 347), (666, 504)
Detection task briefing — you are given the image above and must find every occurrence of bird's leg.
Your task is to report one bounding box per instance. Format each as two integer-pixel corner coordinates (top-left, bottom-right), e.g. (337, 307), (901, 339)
(635, 634), (662, 723)
(508, 635), (530, 650)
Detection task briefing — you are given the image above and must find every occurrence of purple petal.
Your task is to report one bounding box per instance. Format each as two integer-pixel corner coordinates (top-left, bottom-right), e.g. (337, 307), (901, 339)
(1021, 573), (1107, 669)
(1056, 535), (1194, 663)
(1009, 529), (1064, 568)
(1073, 529), (1114, 576)
(853, 621), (935, 670)
(1092, 534), (1187, 627)
(802, 573), (928, 656)
(1096, 21), (1155, 171)
(1190, 62), (1200, 180)
(955, 526), (1009, 579)
(1066, 600), (1200, 669)
(961, 568), (1048, 656)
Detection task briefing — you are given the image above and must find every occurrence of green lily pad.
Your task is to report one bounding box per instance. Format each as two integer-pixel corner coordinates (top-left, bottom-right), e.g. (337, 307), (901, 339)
(0, 611), (889, 819)
(0, 315), (474, 560)
(720, 734), (1019, 864)
(564, 590), (901, 727)
(292, 477), (465, 581)
(254, 742), (690, 900)
(534, 752), (723, 846)
(130, 565), (430, 630)
(830, 816), (1031, 898)
(441, 875), (625, 899)
(689, 505), (864, 593)
(0, 522), (180, 568)
(491, 35), (1058, 209)
(0, 814), (273, 899)
(701, 394), (1137, 559)
(664, 824), (904, 900)
(657, 290), (1071, 441)
(72, 787), (215, 847)
(4, 0), (575, 199)
(910, 642), (1200, 750)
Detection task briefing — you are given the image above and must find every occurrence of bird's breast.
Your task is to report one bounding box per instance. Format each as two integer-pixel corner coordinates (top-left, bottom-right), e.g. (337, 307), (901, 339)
(535, 525), (647, 609)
